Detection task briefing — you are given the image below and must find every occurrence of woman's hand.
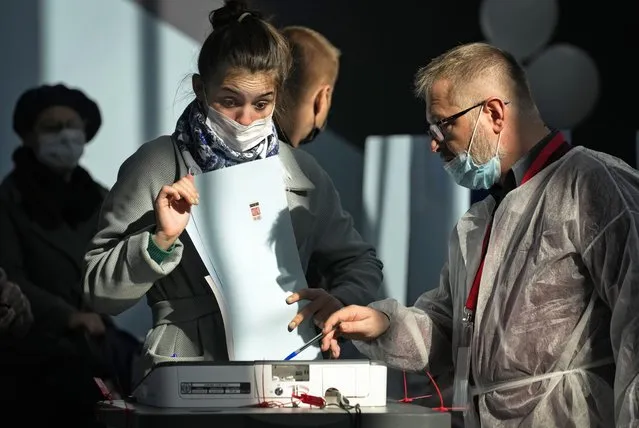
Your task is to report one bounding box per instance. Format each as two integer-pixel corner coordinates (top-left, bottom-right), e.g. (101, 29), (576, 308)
(153, 174), (199, 249)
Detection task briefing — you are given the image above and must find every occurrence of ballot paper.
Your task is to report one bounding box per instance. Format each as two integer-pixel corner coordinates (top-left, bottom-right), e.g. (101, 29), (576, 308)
(185, 155), (321, 361)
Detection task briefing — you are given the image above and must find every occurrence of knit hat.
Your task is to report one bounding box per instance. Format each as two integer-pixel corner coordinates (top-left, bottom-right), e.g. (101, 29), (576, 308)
(13, 83), (102, 142)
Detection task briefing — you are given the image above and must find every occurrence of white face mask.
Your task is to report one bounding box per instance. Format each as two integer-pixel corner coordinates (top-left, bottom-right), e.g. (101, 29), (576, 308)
(36, 128), (86, 170)
(205, 105), (274, 153)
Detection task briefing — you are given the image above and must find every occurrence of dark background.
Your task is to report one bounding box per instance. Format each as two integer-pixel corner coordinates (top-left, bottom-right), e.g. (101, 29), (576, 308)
(255, 0), (636, 164)
(136, 0), (637, 165)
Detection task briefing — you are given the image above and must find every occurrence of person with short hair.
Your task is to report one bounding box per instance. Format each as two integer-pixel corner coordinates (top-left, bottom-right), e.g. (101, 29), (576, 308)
(275, 25), (340, 147)
(321, 41), (639, 427)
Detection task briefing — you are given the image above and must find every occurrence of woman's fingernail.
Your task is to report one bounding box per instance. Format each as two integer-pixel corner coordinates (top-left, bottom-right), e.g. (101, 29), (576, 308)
(288, 322), (296, 331)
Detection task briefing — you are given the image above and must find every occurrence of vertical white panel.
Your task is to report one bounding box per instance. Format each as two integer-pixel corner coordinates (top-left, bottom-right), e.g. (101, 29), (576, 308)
(362, 135), (412, 304)
(362, 134), (470, 305)
(41, 0), (143, 188)
(407, 136), (469, 303)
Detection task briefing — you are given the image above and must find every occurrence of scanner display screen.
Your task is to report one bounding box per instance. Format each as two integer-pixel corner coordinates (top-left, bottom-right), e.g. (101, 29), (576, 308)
(272, 364), (310, 382)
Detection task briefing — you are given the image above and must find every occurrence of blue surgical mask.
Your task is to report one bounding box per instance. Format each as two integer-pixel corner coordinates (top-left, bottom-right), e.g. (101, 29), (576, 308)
(443, 110), (501, 190)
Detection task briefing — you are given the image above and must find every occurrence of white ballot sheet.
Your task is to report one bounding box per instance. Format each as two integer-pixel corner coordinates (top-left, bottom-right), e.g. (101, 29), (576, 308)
(185, 155), (321, 361)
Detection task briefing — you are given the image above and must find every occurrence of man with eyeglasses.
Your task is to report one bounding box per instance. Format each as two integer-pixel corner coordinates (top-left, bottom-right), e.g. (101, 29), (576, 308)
(319, 42), (639, 427)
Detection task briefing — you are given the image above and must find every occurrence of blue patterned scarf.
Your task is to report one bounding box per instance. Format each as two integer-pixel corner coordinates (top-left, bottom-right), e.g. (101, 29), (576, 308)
(173, 100), (279, 172)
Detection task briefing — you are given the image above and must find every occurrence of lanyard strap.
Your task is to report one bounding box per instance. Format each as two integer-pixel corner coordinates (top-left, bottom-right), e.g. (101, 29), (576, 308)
(464, 133), (571, 317)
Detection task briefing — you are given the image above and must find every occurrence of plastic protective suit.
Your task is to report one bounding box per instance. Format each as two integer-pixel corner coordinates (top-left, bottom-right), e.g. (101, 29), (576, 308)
(355, 146), (639, 427)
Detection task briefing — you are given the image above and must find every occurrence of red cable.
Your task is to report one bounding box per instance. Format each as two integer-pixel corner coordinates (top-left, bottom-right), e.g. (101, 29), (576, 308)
(397, 370), (432, 403)
(425, 371), (466, 412)
(397, 370), (465, 412)
(292, 393), (326, 408)
(403, 370), (407, 398)
(426, 370), (447, 412)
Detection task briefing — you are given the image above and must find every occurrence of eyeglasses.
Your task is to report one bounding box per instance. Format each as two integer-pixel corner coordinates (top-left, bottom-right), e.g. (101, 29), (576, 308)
(427, 100), (486, 143)
(427, 99), (511, 143)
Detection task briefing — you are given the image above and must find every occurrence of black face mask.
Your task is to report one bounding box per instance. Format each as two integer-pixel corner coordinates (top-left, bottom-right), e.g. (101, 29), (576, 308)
(274, 117), (324, 147)
(298, 106), (328, 146)
(298, 125), (322, 146)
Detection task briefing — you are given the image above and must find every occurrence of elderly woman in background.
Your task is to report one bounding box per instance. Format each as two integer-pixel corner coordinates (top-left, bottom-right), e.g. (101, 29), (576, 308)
(0, 84), (140, 415)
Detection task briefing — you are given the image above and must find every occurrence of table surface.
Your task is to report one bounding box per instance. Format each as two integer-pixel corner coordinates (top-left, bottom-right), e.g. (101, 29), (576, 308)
(97, 399), (452, 428)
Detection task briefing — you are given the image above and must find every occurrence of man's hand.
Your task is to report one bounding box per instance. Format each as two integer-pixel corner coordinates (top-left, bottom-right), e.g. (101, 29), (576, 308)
(68, 312), (106, 336)
(286, 288), (344, 331)
(320, 305), (390, 359)
(0, 272), (33, 336)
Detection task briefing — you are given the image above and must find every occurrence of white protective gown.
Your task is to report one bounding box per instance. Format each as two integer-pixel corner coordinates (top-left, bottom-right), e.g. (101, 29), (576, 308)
(355, 146), (639, 427)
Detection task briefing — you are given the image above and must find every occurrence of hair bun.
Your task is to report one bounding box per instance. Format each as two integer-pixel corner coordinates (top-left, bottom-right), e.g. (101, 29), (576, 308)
(209, 0), (261, 30)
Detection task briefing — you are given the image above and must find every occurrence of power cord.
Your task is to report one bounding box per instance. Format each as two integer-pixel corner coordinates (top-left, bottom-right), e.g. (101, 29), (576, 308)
(324, 387), (361, 428)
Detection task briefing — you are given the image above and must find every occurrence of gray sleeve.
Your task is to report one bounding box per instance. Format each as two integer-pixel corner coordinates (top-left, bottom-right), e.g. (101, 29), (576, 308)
(583, 209), (639, 427)
(575, 162), (639, 427)
(83, 139), (185, 315)
(304, 156), (383, 306)
(353, 262), (454, 374)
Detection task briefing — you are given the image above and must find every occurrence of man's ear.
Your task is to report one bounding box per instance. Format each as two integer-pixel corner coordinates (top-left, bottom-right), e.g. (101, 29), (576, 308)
(325, 85), (333, 106)
(192, 74), (205, 103)
(485, 97), (507, 134)
(314, 85), (332, 117)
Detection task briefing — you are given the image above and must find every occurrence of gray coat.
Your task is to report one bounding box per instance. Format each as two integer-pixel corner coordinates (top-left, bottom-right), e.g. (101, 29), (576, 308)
(83, 136), (382, 373)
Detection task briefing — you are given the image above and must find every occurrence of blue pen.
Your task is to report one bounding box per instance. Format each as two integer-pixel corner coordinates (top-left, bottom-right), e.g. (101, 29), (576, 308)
(284, 323), (339, 361)
(284, 331), (324, 361)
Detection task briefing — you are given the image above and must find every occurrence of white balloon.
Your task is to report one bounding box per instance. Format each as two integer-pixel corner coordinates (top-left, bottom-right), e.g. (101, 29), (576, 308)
(526, 43), (600, 130)
(480, 0), (558, 61)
